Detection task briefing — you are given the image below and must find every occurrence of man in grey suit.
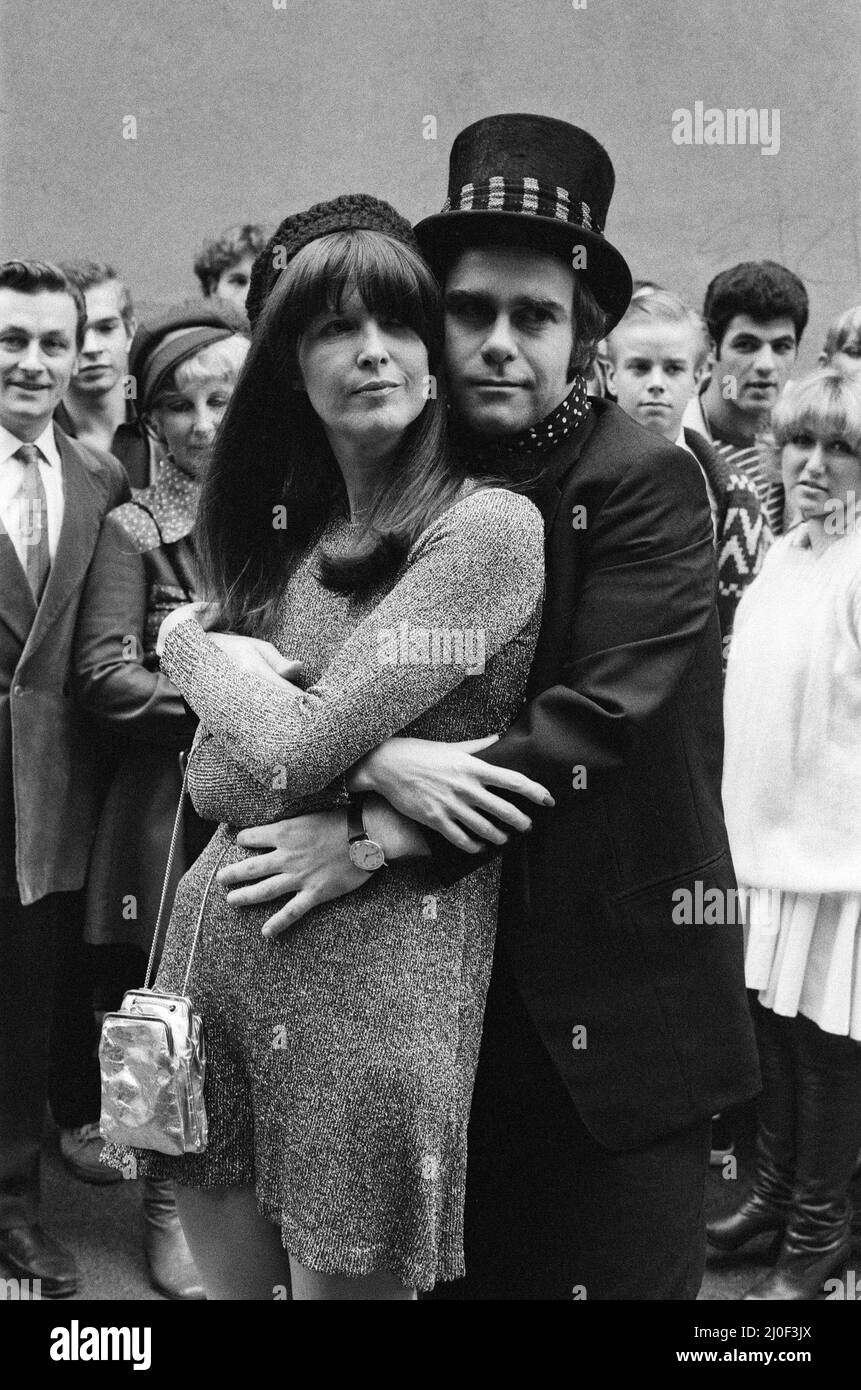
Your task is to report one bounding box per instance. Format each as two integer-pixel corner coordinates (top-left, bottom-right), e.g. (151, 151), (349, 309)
(0, 260), (128, 1296)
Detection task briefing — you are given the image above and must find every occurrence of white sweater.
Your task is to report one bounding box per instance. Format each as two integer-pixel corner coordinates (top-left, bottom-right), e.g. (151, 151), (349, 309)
(723, 526), (861, 893)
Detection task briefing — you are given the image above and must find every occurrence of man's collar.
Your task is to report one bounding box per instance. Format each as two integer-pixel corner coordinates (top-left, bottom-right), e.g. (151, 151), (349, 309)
(523, 404), (597, 528)
(688, 389), (762, 450)
(0, 420), (62, 469)
(119, 396), (141, 430)
(681, 392), (710, 440)
(53, 399), (75, 436)
(55, 395), (142, 439)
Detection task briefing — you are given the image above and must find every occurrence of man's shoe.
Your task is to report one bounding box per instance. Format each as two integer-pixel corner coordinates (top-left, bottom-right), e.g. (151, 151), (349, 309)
(143, 1179), (205, 1300)
(0, 1224), (78, 1297)
(59, 1122), (122, 1185)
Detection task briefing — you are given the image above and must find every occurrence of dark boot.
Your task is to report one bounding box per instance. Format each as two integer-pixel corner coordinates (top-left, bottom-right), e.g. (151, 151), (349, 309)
(744, 1014), (861, 1301)
(0, 1224), (78, 1298)
(143, 1178), (205, 1300)
(708, 1006), (795, 1252)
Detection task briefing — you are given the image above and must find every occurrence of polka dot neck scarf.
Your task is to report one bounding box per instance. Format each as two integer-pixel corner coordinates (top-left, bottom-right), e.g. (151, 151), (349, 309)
(456, 375), (590, 466)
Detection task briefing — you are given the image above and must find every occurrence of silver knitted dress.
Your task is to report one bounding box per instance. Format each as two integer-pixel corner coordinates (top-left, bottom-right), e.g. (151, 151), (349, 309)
(105, 487), (544, 1290)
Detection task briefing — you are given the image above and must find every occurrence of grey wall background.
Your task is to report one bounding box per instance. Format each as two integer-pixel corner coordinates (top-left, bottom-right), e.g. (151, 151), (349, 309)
(2, 0), (859, 370)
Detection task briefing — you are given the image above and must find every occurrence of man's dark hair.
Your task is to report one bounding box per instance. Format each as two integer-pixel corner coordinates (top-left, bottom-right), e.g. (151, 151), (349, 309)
(703, 260), (809, 354)
(59, 259), (135, 330)
(570, 274), (612, 376)
(193, 223), (271, 296)
(0, 259), (86, 348)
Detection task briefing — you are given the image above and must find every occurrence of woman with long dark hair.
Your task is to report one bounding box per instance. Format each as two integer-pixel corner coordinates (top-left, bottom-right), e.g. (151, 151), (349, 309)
(104, 196), (548, 1300)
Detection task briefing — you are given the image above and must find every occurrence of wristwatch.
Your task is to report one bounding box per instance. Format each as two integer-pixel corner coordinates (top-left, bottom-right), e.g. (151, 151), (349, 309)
(347, 795), (387, 872)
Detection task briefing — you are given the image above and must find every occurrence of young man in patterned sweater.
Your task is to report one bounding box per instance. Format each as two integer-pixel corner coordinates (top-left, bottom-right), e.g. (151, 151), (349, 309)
(682, 260), (808, 536)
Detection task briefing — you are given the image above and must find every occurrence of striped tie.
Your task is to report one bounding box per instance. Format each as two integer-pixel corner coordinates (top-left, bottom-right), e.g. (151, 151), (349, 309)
(13, 443), (51, 600)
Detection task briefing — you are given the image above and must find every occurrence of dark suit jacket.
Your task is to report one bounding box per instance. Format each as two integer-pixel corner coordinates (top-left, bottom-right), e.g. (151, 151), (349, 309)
(72, 510), (196, 744)
(71, 507), (202, 949)
(0, 426), (129, 904)
(432, 399), (761, 1148)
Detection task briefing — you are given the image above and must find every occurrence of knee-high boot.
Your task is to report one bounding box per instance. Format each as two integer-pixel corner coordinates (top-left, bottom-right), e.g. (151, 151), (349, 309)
(143, 1178), (206, 1300)
(708, 1006), (795, 1252)
(744, 1015), (861, 1300)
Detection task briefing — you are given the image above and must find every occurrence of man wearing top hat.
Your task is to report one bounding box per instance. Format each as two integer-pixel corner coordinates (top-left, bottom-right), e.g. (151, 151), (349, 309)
(216, 114), (761, 1299)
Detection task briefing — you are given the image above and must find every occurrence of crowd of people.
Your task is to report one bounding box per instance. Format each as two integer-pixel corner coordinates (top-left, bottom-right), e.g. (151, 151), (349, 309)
(1, 111), (859, 1302)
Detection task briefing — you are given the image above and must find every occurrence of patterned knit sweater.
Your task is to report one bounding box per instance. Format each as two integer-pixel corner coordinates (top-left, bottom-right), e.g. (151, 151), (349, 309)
(682, 394), (785, 534)
(683, 428), (772, 671)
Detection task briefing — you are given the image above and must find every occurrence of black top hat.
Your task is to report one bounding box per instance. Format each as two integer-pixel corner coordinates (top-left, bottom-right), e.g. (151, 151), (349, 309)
(415, 114), (632, 328)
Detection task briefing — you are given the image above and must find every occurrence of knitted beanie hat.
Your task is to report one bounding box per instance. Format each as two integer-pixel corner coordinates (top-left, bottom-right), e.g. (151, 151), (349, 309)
(246, 193), (424, 330)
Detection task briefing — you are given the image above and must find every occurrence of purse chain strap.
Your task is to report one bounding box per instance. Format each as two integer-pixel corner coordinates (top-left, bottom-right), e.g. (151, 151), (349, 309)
(143, 752), (227, 994)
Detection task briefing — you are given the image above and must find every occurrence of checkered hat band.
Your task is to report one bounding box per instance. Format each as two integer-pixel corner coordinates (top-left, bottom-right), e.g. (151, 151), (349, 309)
(441, 179), (602, 233)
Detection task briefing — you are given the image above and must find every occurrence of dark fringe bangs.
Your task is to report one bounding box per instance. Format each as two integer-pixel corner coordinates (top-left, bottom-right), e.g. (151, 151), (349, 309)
(261, 229), (444, 374)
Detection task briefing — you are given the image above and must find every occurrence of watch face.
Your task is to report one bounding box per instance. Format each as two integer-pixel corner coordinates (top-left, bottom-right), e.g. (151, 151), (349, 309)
(350, 838), (385, 872)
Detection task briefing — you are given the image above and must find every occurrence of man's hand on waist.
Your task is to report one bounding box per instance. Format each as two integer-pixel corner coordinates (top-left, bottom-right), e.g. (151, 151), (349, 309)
(215, 797), (431, 937)
(348, 735), (554, 853)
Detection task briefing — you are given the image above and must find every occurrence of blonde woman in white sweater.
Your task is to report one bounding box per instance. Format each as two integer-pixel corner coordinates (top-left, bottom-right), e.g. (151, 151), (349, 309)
(711, 368), (861, 1300)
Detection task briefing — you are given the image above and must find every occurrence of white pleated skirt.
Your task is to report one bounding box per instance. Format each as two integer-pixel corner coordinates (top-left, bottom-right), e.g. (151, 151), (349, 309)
(740, 887), (861, 1040)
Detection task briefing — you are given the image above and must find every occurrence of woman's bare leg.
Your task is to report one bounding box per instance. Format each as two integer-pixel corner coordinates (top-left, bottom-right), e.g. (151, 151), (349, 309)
(174, 1185), (293, 1300)
(288, 1255), (416, 1301)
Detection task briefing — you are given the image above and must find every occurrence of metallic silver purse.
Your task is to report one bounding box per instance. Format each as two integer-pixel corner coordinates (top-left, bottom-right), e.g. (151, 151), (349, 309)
(98, 758), (224, 1156)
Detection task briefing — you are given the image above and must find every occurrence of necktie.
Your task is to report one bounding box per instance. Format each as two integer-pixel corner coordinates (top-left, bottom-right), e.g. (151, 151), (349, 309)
(13, 443), (51, 600)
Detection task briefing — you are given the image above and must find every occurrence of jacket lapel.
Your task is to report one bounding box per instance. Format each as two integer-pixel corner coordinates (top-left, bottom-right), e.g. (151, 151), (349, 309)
(20, 428), (102, 664)
(0, 515), (37, 646)
(530, 406), (597, 532)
